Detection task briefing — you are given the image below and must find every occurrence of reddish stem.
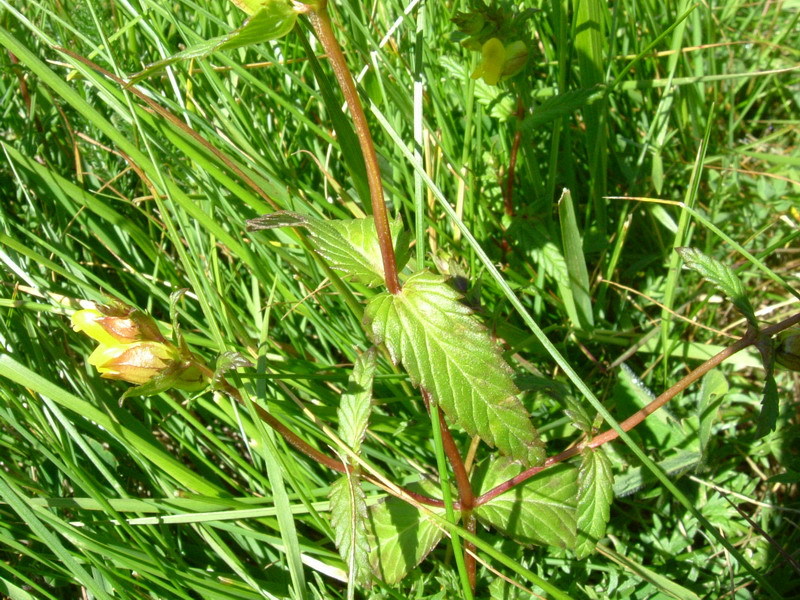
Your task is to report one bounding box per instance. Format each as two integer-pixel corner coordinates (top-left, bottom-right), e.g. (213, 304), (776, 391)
(475, 311), (800, 507)
(306, 7), (401, 295)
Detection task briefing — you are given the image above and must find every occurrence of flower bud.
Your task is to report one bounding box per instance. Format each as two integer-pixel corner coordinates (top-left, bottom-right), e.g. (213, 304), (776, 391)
(72, 307), (208, 393)
(776, 331), (800, 371)
(452, 11), (486, 36)
(88, 341), (178, 385)
(501, 40), (528, 79)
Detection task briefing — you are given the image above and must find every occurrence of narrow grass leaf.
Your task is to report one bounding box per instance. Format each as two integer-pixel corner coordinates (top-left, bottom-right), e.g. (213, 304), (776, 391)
(676, 247), (757, 327)
(363, 271), (545, 466)
(575, 447), (614, 559)
(558, 189), (594, 329)
(474, 460), (577, 549)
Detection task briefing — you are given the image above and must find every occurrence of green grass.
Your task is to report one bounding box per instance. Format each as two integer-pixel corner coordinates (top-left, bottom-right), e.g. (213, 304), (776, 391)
(1, 0), (799, 598)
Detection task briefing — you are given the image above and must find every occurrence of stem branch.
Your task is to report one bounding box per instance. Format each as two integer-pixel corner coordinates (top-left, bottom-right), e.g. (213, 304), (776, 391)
(475, 310), (800, 506)
(306, 6), (401, 294)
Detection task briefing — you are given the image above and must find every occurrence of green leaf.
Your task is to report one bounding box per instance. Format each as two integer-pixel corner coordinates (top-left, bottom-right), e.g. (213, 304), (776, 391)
(130, 5), (298, 83)
(564, 394), (594, 434)
(575, 447), (614, 559)
(676, 247), (757, 327)
(474, 459), (577, 549)
(338, 348), (377, 454)
(363, 271), (545, 466)
(329, 476), (372, 588)
(248, 211), (408, 287)
(366, 481), (447, 584)
(755, 370), (779, 438)
(558, 189), (594, 330)
(697, 370), (728, 459)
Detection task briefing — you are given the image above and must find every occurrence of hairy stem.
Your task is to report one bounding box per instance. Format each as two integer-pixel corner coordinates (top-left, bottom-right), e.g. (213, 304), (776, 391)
(475, 310), (800, 507)
(305, 5), (401, 294)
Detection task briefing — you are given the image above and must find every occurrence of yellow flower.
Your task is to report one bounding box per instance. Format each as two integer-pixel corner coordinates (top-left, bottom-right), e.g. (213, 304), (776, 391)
(88, 341), (178, 385)
(470, 38), (529, 86)
(72, 307), (208, 393)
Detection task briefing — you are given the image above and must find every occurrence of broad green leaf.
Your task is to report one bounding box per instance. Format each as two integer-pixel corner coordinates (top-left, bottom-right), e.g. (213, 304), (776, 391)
(697, 370), (728, 458)
(130, 5), (298, 83)
(558, 189), (594, 330)
(575, 447), (614, 559)
(474, 459), (577, 549)
(329, 477), (372, 588)
(613, 450), (701, 497)
(366, 481), (447, 584)
(363, 271), (545, 466)
(248, 211), (408, 287)
(338, 348), (377, 454)
(676, 247), (757, 327)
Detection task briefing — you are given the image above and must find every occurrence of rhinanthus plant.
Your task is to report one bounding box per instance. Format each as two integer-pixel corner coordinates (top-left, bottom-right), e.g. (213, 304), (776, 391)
(48, 0), (799, 597)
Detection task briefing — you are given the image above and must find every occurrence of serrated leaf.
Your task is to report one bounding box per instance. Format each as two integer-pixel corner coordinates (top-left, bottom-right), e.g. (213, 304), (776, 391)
(755, 371), (779, 438)
(329, 476), (372, 588)
(248, 211), (408, 287)
(575, 447), (614, 559)
(564, 394), (594, 433)
(338, 348), (377, 454)
(697, 370), (728, 459)
(363, 271), (545, 466)
(130, 5), (298, 83)
(366, 481), (447, 584)
(474, 459), (577, 548)
(676, 247), (757, 327)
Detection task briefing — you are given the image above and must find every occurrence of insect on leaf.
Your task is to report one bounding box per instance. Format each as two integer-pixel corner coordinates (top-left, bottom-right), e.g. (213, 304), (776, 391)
(248, 211), (408, 287)
(363, 271), (545, 466)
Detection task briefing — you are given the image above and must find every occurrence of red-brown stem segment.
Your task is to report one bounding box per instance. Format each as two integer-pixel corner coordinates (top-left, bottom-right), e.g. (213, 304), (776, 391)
(305, 6), (401, 295)
(422, 389), (475, 590)
(207, 371), (446, 508)
(503, 98), (525, 217)
(474, 311), (800, 507)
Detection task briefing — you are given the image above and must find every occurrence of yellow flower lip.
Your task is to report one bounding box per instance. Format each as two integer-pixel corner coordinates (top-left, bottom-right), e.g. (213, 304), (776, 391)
(471, 37), (506, 86)
(72, 308), (148, 343)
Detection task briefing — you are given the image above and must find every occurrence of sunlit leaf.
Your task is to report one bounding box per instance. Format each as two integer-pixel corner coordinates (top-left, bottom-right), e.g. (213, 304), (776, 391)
(248, 211), (408, 287)
(474, 459), (577, 548)
(329, 476), (372, 587)
(575, 447), (614, 558)
(338, 348), (376, 455)
(363, 271), (545, 466)
(676, 247), (757, 327)
(366, 481), (447, 584)
(697, 370), (728, 459)
(130, 5), (298, 83)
